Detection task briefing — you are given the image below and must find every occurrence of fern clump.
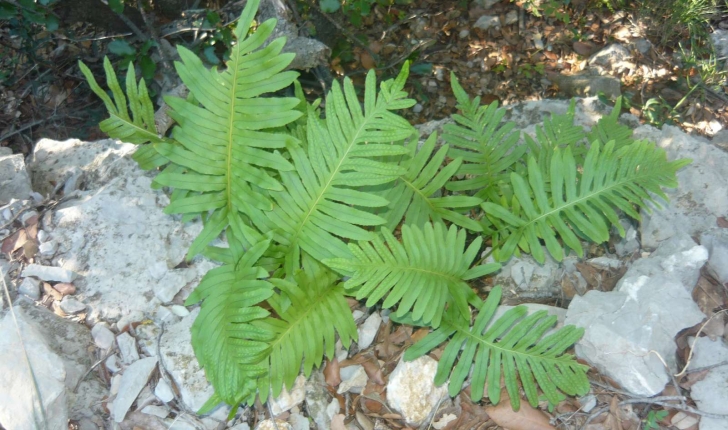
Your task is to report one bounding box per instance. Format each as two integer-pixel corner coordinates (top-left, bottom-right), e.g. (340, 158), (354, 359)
(80, 0), (689, 417)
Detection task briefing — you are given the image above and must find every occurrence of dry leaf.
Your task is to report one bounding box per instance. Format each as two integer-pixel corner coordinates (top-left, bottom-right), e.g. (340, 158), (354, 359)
(53, 283), (76, 296)
(43, 282), (63, 301)
(2, 229), (27, 254)
(485, 390), (555, 430)
(324, 358), (341, 387)
(360, 51), (376, 70)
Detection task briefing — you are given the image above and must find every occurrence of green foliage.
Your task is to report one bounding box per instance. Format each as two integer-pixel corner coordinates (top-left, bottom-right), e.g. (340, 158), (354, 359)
(644, 409), (668, 429)
(404, 285), (589, 410)
(81, 0), (690, 416)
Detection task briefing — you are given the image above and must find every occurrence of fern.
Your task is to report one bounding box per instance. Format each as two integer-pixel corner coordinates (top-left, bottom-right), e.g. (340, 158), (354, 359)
(80, 0), (691, 415)
(151, 0), (301, 259)
(78, 58), (170, 170)
(252, 259), (357, 399)
(443, 73), (526, 202)
(482, 140), (691, 263)
(373, 132), (483, 232)
(242, 66), (416, 274)
(404, 285), (590, 411)
(325, 222), (500, 328)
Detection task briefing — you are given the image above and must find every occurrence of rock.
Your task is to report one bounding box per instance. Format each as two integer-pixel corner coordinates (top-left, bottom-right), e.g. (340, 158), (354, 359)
(106, 354), (121, 373)
(338, 364), (368, 394)
(573, 41), (597, 56)
(474, 15), (500, 30)
(29, 138), (215, 323)
(255, 419), (292, 430)
(0, 153), (32, 205)
(413, 103), (423, 113)
(289, 412), (309, 430)
(565, 275), (705, 396)
(504, 10), (518, 25)
(686, 337), (728, 430)
(588, 43), (632, 68)
(0, 306), (68, 430)
(357, 312), (382, 350)
(701, 233), (728, 285)
(141, 405), (169, 419)
(156, 309), (228, 416)
(458, 29), (469, 39)
(22, 264), (77, 283)
(111, 356), (159, 422)
(711, 29), (728, 70)
(632, 125), (728, 249)
(155, 379), (175, 403)
(59, 296), (86, 314)
(386, 355), (448, 427)
(0, 301), (106, 429)
(230, 423), (251, 430)
(39, 240), (58, 256)
(169, 305), (190, 317)
(117, 332), (140, 364)
(474, 0), (499, 8)
(615, 220), (640, 257)
(547, 73), (621, 98)
(270, 375), (307, 415)
(630, 38), (651, 54)
(587, 257), (622, 270)
(492, 251), (562, 303)
(37, 229), (49, 242)
(91, 323), (115, 350)
(116, 310), (144, 331)
(18, 277), (41, 300)
(305, 371), (337, 430)
(619, 232), (707, 292)
(257, 0), (330, 71)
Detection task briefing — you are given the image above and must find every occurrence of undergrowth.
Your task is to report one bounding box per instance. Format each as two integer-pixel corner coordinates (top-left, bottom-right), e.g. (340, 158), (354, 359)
(79, 0), (690, 419)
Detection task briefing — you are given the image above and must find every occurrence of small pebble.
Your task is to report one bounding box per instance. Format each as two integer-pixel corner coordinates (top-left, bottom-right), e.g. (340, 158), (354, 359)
(106, 354), (121, 373)
(38, 241), (57, 256)
(18, 278), (41, 300)
(154, 379), (175, 403)
(91, 324), (115, 350)
(20, 210), (38, 225)
(141, 405), (169, 419)
(169, 305), (190, 317)
(117, 332), (140, 364)
(59, 296), (86, 314)
(37, 230), (49, 243)
(413, 103), (423, 114)
(458, 29), (470, 39)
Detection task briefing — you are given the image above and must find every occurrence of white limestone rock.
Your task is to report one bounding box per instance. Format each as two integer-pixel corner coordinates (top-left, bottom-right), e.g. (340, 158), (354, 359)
(633, 125), (728, 249)
(255, 419), (292, 430)
(565, 275), (705, 396)
(0, 153), (32, 205)
(155, 378), (175, 403)
(588, 43), (632, 69)
(141, 405), (169, 419)
(59, 296), (86, 314)
(18, 277), (41, 300)
(91, 323), (115, 350)
(492, 251), (562, 303)
(337, 364), (367, 394)
(686, 337), (728, 430)
(270, 375), (307, 415)
(28, 138), (216, 323)
(305, 371), (337, 430)
(111, 356), (158, 422)
(474, 15), (500, 30)
(701, 232), (728, 286)
(357, 312), (382, 350)
(386, 355), (448, 427)
(22, 264), (77, 283)
(116, 332), (140, 364)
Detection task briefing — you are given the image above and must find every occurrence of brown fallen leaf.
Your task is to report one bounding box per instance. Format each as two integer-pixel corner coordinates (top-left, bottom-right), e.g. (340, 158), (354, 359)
(324, 358), (341, 387)
(2, 229), (27, 254)
(573, 41), (596, 56)
(485, 390), (555, 430)
(43, 282), (63, 301)
(53, 283), (76, 296)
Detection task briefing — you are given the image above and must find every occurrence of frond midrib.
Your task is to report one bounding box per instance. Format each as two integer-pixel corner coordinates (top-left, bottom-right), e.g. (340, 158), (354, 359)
(105, 112), (161, 142)
(226, 50), (243, 216)
(351, 261), (465, 287)
(289, 93), (382, 245)
(499, 164), (662, 236)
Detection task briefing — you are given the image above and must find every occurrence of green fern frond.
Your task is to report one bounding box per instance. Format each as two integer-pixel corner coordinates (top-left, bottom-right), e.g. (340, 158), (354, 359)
(186, 238), (275, 405)
(253, 260), (357, 399)
(443, 73), (526, 202)
(586, 97), (634, 149)
(149, 0), (302, 259)
(524, 99), (587, 172)
(404, 285), (589, 410)
(244, 65), (416, 274)
(324, 222), (500, 327)
(482, 140), (691, 263)
(374, 132), (483, 232)
(79, 58), (170, 170)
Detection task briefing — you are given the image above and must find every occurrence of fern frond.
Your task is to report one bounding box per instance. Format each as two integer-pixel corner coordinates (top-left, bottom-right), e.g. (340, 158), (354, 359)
(482, 140), (691, 263)
(186, 238), (275, 405)
(253, 260), (357, 399)
(244, 65), (416, 274)
(324, 222), (500, 327)
(374, 133), (483, 232)
(524, 99), (587, 172)
(586, 97), (634, 149)
(404, 285), (589, 410)
(443, 73), (526, 202)
(150, 0), (302, 259)
(79, 58), (170, 169)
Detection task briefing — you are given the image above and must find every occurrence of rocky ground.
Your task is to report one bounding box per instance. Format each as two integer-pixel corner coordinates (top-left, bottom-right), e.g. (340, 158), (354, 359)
(1, 97), (728, 430)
